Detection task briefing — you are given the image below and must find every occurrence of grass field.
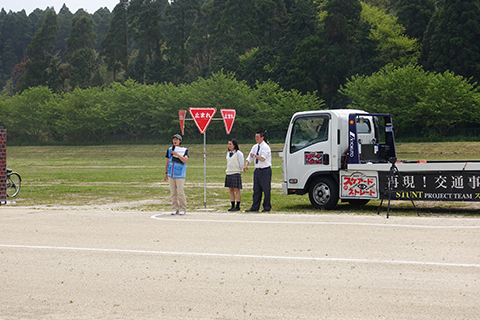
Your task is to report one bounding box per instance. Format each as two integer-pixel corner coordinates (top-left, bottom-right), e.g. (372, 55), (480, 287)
(5, 141), (480, 216)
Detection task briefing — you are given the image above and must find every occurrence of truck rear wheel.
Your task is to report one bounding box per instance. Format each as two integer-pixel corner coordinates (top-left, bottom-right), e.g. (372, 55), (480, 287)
(308, 177), (339, 210)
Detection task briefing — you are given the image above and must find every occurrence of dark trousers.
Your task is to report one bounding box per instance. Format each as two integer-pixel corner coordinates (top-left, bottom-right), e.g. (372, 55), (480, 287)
(251, 167), (272, 211)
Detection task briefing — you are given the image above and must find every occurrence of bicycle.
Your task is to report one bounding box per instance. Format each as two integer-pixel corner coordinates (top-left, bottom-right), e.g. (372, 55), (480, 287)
(6, 168), (21, 198)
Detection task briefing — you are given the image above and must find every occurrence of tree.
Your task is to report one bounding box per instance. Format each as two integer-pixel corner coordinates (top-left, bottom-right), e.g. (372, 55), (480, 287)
(0, 86), (57, 142)
(420, 0), (480, 84)
(165, 0), (199, 66)
(128, 0), (167, 61)
(102, 0), (129, 82)
(255, 0), (287, 47)
(340, 64), (480, 137)
(416, 71), (480, 137)
(340, 64), (426, 134)
(66, 13), (99, 89)
(274, 0), (320, 91)
(16, 9), (62, 93)
(11, 10), (33, 64)
(127, 0), (168, 83)
(55, 4), (73, 59)
(360, 2), (419, 67)
(184, 0), (217, 79)
(92, 7), (112, 54)
(319, 0), (363, 105)
(0, 11), (32, 88)
(289, 35), (324, 94)
(215, 0), (257, 54)
(394, 0), (435, 40)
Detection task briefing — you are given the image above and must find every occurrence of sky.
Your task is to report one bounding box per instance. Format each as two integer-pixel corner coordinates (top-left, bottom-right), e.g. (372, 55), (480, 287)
(2, 0), (120, 14)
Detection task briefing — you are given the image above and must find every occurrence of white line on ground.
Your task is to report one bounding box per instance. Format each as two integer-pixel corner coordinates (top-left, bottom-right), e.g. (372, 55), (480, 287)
(1, 244), (479, 268)
(150, 214), (480, 229)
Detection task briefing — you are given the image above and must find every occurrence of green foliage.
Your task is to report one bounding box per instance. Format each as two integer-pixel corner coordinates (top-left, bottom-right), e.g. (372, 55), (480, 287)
(0, 86), (57, 142)
(340, 64), (480, 137)
(394, 0), (435, 40)
(16, 10), (61, 93)
(55, 87), (113, 142)
(420, 0), (480, 84)
(254, 80), (324, 131)
(127, 0), (167, 60)
(1, 71), (322, 144)
(66, 14), (96, 53)
(182, 71), (258, 138)
(101, 0), (129, 82)
(2, 0), (480, 141)
(360, 2), (419, 66)
(416, 71), (480, 138)
(55, 5), (73, 59)
(66, 13), (99, 89)
(165, 0), (200, 68)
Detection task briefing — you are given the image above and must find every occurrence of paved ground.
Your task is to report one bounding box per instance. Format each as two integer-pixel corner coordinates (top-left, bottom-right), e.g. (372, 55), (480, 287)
(1, 207), (479, 319)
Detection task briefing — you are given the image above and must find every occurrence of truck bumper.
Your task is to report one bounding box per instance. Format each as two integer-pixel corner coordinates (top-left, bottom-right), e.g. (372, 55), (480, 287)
(283, 183), (307, 195)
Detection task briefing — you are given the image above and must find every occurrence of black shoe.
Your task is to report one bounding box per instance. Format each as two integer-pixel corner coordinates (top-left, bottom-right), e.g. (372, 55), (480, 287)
(261, 209), (270, 212)
(228, 207), (234, 211)
(231, 207), (240, 212)
(245, 208), (258, 212)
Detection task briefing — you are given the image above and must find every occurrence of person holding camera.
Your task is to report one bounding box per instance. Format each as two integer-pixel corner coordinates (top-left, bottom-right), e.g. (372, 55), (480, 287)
(164, 134), (189, 215)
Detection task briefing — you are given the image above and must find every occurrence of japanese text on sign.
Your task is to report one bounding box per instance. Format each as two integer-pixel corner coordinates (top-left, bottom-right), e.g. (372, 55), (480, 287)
(341, 171), (378, 199)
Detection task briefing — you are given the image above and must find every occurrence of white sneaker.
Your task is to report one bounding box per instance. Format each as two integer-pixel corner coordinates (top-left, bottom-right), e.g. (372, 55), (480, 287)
(171, 210), (178, 215)
(179, 211), (185, 215)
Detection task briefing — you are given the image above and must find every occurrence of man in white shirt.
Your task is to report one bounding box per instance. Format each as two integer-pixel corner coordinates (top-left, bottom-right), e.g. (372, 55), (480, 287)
(243, 131), (272, 212)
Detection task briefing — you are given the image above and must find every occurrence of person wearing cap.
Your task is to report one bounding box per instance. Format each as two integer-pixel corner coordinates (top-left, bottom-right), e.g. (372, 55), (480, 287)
(164, 134), (189, 215)
(243, 130), (272, 212)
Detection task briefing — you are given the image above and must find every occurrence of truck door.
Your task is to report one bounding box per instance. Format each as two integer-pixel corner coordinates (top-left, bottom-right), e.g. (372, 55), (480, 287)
(285, 114), (332, 190)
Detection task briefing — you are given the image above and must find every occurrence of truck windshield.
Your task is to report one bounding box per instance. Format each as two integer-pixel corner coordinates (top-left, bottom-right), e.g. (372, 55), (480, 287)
(290, 116), (329, 153)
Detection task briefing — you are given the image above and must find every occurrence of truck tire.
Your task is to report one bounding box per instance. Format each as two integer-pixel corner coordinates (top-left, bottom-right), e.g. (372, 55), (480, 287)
(308, 177), (339, 210)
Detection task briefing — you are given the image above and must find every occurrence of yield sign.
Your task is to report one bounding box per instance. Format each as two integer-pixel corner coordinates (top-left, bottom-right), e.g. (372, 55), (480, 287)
(189, 107), (217, 134)
(221, 109), (236, 134)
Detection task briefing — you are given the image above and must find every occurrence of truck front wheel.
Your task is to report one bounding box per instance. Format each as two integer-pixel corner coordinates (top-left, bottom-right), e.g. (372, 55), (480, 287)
(308, 177), (339, 210)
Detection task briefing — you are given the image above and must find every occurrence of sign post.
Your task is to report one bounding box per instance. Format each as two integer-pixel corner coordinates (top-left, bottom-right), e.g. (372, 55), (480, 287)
(189, 107), (217, 208)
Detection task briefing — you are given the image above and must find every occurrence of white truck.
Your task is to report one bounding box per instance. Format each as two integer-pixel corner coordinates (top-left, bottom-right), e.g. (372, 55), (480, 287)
(280, 109), (480, 210)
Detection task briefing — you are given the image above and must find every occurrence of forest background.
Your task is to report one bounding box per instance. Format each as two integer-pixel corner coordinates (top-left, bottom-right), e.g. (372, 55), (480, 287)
(1, 0), (480, 144)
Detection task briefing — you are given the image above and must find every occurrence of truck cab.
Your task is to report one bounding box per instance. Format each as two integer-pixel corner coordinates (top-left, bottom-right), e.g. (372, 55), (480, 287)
(281, 109), (395, 209)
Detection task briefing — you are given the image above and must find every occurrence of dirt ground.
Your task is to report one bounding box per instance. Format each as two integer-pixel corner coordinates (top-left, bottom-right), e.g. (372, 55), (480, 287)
(1, 205), (479, 319)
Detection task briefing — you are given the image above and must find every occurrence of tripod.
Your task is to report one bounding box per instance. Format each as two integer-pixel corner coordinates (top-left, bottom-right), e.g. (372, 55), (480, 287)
(377, 157), (419, 218)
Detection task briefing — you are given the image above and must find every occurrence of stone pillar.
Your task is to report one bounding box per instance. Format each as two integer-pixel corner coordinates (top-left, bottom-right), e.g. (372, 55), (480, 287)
(0, 128), (6, 205)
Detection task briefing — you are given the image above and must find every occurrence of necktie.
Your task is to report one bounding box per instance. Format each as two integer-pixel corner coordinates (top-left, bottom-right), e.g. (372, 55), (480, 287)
(229, 151), (233, 158)
(256, 145), (260, 164)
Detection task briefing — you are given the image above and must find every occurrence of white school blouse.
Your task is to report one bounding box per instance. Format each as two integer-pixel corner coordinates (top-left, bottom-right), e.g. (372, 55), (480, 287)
(226, 150), (244, 175)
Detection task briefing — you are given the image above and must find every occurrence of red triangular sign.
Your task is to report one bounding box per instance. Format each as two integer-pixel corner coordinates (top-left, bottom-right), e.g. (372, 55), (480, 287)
(189, 107), (217, 134)
(221, 109), (236, 134)
(178, 110), (186, 135)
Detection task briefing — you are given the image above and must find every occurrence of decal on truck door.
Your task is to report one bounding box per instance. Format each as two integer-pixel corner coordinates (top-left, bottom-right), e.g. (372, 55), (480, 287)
(341, 171), (379, 199)
(304, 151), (323, 165)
